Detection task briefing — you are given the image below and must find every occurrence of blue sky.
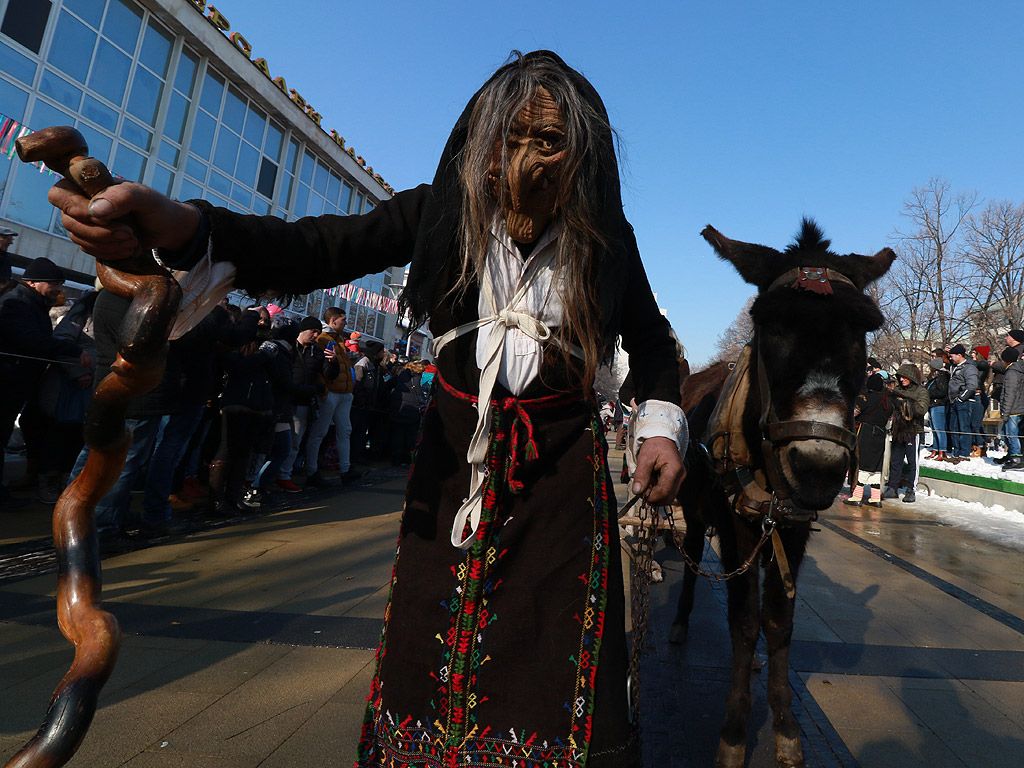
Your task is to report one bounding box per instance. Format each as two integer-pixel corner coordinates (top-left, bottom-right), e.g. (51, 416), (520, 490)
(214, 0), (1023, 365)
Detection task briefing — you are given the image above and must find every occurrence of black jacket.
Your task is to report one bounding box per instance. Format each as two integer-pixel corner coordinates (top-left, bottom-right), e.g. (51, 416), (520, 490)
(389, 368), (425, 424)
(0, 283), (82, 390)
(174, 305), (259, 405)
(926, 370), (949, 408)
(220, 346), (274, 413)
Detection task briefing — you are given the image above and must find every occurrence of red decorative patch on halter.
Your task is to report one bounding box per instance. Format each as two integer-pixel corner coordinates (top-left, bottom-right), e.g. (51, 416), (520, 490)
(792, 267), (833, 295)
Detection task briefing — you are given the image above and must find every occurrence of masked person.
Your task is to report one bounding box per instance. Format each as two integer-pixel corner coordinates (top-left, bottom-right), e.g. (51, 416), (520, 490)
(51, 51), (685, 767)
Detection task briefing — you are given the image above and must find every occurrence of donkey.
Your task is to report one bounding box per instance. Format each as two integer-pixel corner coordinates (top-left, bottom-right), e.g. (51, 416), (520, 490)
(669, 221), (894, 768)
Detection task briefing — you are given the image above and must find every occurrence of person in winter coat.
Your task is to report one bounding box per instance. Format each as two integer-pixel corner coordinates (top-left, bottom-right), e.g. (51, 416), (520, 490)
(845, 373), (893, 507)
(946, 344), (979, 460)
(351, 340), (386, 464)
(970, 346), (992, 456)
(997, 347), (1024, 470)
(882, 363), (931, 502)
(924, 356), (950, 460)
(388, 359), (428, 465)
(277, 315), (339, 489)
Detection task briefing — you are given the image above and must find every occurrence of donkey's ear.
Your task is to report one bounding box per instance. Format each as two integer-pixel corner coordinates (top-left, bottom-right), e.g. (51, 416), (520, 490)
(862, 247), (896, 285)
(701, 225), (780, 288)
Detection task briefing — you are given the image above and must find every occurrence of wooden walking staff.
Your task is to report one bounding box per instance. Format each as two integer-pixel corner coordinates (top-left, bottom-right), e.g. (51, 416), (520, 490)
(7, 126), (182, 768)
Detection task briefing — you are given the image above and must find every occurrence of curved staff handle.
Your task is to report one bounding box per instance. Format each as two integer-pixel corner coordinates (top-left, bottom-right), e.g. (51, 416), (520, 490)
(7, 126), (182, 768)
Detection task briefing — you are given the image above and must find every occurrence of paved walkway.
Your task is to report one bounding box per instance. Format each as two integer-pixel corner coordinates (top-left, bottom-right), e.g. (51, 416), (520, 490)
(0, 450), (1022, 767)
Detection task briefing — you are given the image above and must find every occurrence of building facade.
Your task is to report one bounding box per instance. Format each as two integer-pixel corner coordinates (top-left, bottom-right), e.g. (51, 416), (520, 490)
(0, 0), (403, 346)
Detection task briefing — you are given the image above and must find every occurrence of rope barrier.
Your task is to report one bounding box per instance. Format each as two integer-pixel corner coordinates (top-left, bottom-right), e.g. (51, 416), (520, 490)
(0, 350), (82, 366)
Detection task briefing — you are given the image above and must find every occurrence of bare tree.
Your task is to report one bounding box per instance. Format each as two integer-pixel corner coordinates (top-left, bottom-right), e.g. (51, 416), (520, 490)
(963, 199), (1024, 337)
(713, 296), (755, 363)
(882, 177), (978, 351)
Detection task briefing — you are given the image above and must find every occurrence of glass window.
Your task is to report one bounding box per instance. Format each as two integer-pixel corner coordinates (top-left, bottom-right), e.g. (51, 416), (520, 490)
(163, 91), (188, 143)
(285, 138), (298, 172)
(157, 140), (178, 166)
(243, 105), (265, 147)
(75, 122), (111, 163)
(299, 151), (314, 185)
(230, 183), (251, 208)
(119, 118), (151, 151)
(174, 48), (198, 96)
(0, 78), (29, 122)
(139, 23), (172, 77)
(113, 142), (145, 181)
(339, 182), (352, 214)
(184, 156), (206, 181)
(102, 0), (142, 54)
(1, 0), (52, 54)
(179, 179), (203, 201)
(81, 94), (117, 130)
(0, 40), (36, 85)
(235, 141), (259, 186)
(207, 192), (228, 208)
(151, 163), (173, 195)
(293, 183), (309, 216)
(256, 158), (276, 199)
(307, 195), (323, 217)
(251, 197), (269, 215)
(88, 40), (131, 105)
(199, 70), (224, 115)
(208, 169), (231, 196)
(222, 86), (246, 133)
(30, 99), (74, 130)
(313, 162), (328, 194)
(279, 173), (293, 207)
(353, 191), (365, 214)
(264, 121), (283, 160)
(365, 201), (375, 213)
(212, 130), (239, 173)
(64, 0), (103, 27)
(126, 67), (162, 125)
(39, 70), (83, 110)
(326, 173), (340, 205)
(47, 12), (96, 82)
(189, 110), (216, 159)
(6, 164), (57, 228)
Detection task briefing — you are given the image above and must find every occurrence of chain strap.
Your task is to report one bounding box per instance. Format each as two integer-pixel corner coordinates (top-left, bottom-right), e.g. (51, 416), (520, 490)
(680, 507), (777, 583)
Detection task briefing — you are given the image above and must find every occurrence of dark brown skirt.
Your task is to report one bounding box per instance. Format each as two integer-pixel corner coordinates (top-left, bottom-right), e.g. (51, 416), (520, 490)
(356, 381), (638, 767)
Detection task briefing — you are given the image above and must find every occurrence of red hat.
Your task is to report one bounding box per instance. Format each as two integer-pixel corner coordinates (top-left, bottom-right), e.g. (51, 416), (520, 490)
(973, 345), (990, 360)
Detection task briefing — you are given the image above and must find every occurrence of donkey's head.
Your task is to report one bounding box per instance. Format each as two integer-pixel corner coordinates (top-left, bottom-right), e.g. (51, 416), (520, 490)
(703, 220), (895, 510)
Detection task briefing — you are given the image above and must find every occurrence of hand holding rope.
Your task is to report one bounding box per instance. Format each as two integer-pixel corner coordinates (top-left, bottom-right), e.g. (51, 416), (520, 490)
(6, 126), (181, 768)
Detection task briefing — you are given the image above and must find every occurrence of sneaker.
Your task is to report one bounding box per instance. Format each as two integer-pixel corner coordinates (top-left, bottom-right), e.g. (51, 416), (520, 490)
(865, 498), (883, 508)
(339, 468), (363, 485)
(306, 471), (337, 488)
(881, 486), (899, 500)
(993, 455), (1008, 465)
(1001, 457), (1024, 471)
(842, 496), (863, 507)
(902, 490), (916, 503)
(275, 478), (302, 493)
(243, 488), (265, 507)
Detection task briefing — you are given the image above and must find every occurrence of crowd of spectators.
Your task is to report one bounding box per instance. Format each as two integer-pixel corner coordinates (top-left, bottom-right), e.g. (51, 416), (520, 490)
(847, 332), (1024, 507)
(0, 256), (437, 549)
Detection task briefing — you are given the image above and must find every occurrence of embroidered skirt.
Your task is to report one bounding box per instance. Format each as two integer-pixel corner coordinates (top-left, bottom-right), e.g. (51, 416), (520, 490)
(356, 380), (637, 768)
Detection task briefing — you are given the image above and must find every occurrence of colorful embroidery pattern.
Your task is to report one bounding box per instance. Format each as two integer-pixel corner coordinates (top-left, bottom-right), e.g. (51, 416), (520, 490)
(356, 381), (615, 768)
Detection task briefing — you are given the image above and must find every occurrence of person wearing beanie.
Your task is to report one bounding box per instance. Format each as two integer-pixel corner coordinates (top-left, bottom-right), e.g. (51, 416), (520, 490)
(969, 347), (992, 456)
(881, 363), (930, 502)
(945, 344), (978, 461)
(0, 227), (17, 281)
(1005, 329), (1024, 348)
(925, 357), (950, 460)
(0, 258), (91, 508)
(351, 339), (387, 464)
(997, 347), (1024, 470)
(846, 372), (893, 507)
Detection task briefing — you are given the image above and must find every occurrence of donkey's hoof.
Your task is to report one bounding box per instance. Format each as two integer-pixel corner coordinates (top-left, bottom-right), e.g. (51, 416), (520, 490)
(716, 739), (745, 768)
(774, 734), (804, 767)
(668, 622), (688, 644)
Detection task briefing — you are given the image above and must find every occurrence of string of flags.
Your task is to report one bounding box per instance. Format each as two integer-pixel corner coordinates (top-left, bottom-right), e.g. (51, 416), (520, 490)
(0, 113), (60, 176)
(326, 282), (399, 315)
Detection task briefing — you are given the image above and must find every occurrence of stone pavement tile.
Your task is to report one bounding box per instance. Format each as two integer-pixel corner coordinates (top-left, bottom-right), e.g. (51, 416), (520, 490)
(833, 726), (965, 768)
(275, 547), (395, 617)
(263, 660), (377, 768)
(120, 631), (209, 652)
(965, 680), (1024, 731)
(891, 682), (1024, 768)
(342, 583), (390, 621)
(0, 623), (69, 689)
(157, 646), (373, 762)
(121, 752), (255, 768)
(801, 673), (923, 731)
(129, 640), (290, 696)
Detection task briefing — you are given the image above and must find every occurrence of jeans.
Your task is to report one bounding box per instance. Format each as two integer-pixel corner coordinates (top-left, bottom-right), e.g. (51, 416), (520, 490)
(1005, 414), (1021, 457)
(928, 405), (947, 453)
(71, 416), (163, 536)
(948, 401), (974, 458)
(142, 404), (205, 523)
(256, 427), (292, 489)
(887, 434), (921, 491)
(303, 392), (354, 474)
(971, 394), (989, 447)
(281, 405), (311, 478)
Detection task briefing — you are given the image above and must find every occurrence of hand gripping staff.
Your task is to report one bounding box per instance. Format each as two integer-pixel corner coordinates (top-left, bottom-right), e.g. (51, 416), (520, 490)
(9, 126), (182, 768)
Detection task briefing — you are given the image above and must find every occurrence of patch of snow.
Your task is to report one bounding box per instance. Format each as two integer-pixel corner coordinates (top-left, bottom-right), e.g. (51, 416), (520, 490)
(911, 490), (1024, 554)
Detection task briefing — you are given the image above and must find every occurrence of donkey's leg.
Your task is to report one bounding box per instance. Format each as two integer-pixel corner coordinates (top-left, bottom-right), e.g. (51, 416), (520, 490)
(716, 524), (762, 768)
(669, 518), (707, 644)
(761, 531), (808, 768)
